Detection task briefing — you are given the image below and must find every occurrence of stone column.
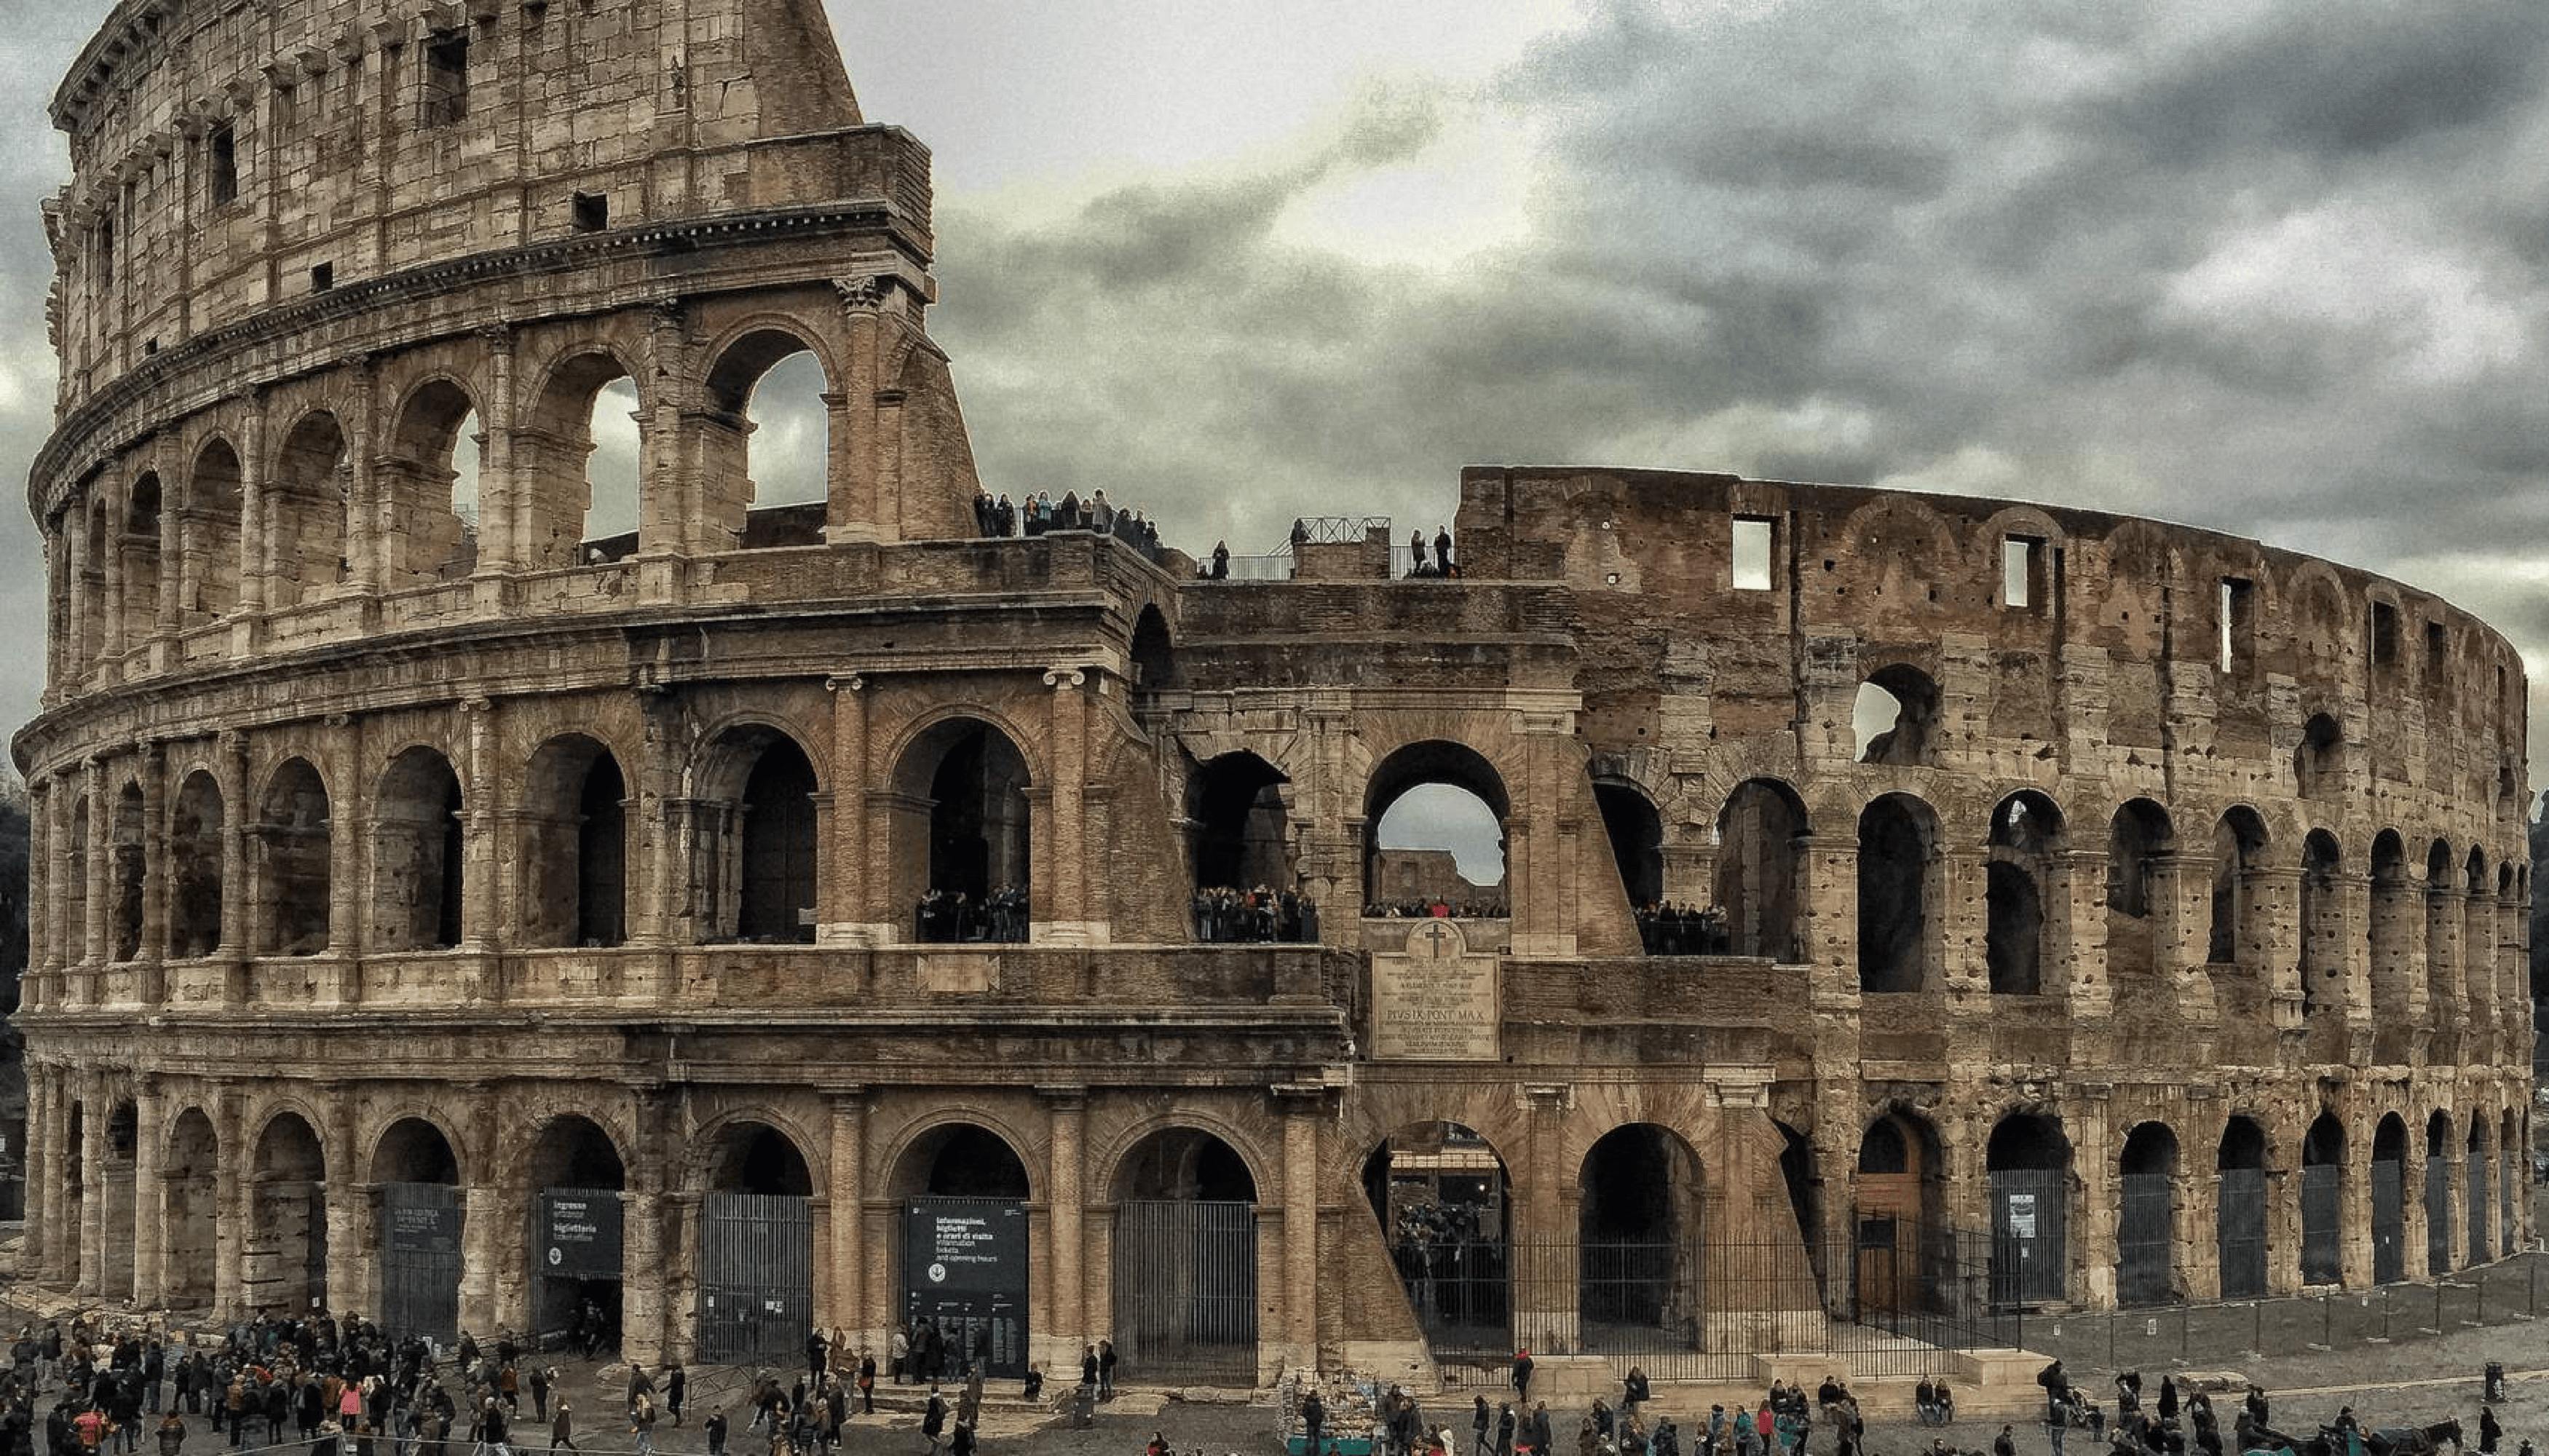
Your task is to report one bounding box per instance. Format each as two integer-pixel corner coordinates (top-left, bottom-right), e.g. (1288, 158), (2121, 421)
(321, 1099), (366, 1316)
(1281, 1096), (1321, 1365)
(237, 405), (268, 617)
(2253, 866), (2305, 1032)
(23, 1064), (53, 1284)
(474, 324), (518, 576)
(84, 758), (110, 968)
(828, 1091), (867, 1333)
(133, 1074), (167, 1307)
(460, 697), (497, 951)
(1514, 1083), (1576, 1352)
(99, 496), (125, 663)
(138, 740), (169, 993)
(25, 778), (50, 1004)
(2070, 1083), (2115, 1307)
(77, 1069), (109, 1296)
(346, 356), (384, 596)
(633, 692), (684, 946)
(2059, 847), (2114, 1018)
(1039, 670), (1089, 943)
(822, 676), (872, 941)
(827, 280), (883, 542)
(1042, 1088), (1086, 1342)
(214, 1091), (248, 1316)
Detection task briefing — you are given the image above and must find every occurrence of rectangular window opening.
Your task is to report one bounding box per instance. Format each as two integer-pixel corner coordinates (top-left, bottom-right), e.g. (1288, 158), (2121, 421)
(2424, 620), (2447, 680)
(2001, 536), (2039, 609)
(98, 218), (115, 288)
(2220, 577), (2255, 675)
(572, 191), (609, 233)
(310, 262), (334, 293)
(2371, 600), (2400, 671)
(422, 33), (470, 127)
(1731, 517), (1774, 591)
(208, 122), (238, 206)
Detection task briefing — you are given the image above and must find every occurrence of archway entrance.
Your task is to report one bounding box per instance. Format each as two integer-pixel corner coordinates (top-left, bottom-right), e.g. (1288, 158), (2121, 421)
(2424, 1113), (2453, 1276)
(1986, 1115), (2069, 1308)
(530, 1116), (628, 1358)
(697, 1122), (815, 1363)
(1362, 1121), (1510, 1357)
(2371, 1115), (2407, 1284)
(1363, 743), (1509, 915)
(2300, 1113), (2345, 1285)
(247, 1114), (329, 1313)
(1852, 1111), (1943, 1318)
(2117, 1123), (2177, 1306)
(165, 1110), (219, 1307)
(1187, 752), (1290, 896)
(896, 1125), (1032, 1380)
(892, 720), (1033, 943)
(1110, 1128), (1258, 1385)
(2216, 1118), (2268, 1298)
(1578, 1125), (1703, 1370)
(374, 1117), (464, 1340)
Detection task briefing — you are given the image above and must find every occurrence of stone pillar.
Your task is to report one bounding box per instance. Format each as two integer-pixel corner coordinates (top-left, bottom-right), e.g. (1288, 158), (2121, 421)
(77, 1069), (109, 1296)
(25, 779), (50, 1002)
(133, 1075), (167, 1307)
(214, 1091), (248, 1316)
(828, 1091), (867, 1332)
(346, 356), (384, 596)
(822, 676), (874, 941)
(99, 496), (125, 663)
(460, 697), (497, 951)
(1042, 1088), (1086, 1343)
(2253, 866), (2305, 1032)
(237, 406), (268, 617)
(634, 692), (684, 946)
(2060, 848), (2114, 1018)
(1514, 1083), (1576, 1351)
(474, 324), (518, 575)
(138, 740), (170, 991)
(1936, 846), (1990, 994)
(23, 1065), (53, 1284)
(327, 714), (363, 957)
(460, 1181), (504, 1337)
(639, 299), (689, 560)
(84, 758), (110, 968)
(321, 1102), (366, 1316)
(1281, 1096), (1321, 1366)
(1038, 670), (1091, 943)
(2070, 1084), (2115, 1307)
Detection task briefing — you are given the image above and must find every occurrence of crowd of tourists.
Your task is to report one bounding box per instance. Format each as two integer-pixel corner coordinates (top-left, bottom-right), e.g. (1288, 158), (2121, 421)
(1633, 903), (1730, 957)
(969, 490), (1165, 563)
(1362, 899), (1509, 920)
(1191, 886), (1319, 943)
(912, 887), (1030, 944)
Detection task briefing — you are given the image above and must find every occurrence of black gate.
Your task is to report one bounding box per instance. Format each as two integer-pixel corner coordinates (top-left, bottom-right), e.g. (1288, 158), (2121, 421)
(2500, 1158), (2516, 1257)
(901, 1198), (1030, 1379)
(2370, 1156), (2404, 1283)
(379, 1182), (462, 1341)
(2217, 1167), (2267, 1298)
(2424, 1157), (2451, 1275)
(2117, 1172), (2172, 1306)
(697, 1192), (813, 1363)
(1988, 1169), (2066, 1307)
(533, 1187), (625, 1353)
(1110, 1200), (1257, 1385)
(2467, 1155), (2489, 1267)
(2299, 1163), (2342, 1284)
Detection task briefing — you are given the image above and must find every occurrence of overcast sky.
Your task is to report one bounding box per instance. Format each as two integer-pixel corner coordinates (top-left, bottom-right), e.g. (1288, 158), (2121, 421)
(6, 0), (2549, 805)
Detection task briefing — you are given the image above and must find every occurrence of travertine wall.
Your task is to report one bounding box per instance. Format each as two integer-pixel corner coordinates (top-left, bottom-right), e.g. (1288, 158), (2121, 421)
(15, 0), (2534, 1387)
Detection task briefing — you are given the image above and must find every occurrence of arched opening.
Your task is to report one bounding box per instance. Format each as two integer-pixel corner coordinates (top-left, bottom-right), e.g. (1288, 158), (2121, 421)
(248, 1112), (329, 1314)
(374, 1117), (464, 1340)
(2424, 839), (2459, 1057)
(2105, 799), (2174, 991)
(1186, 752), (1294, 939)
(1854, 665), (1940, 766)
(63, 797), (90, 963)
(695, 729), (821, 943)
(256, 759), (331, 957)
(1111, 1128), (1260, 1385)
(2301, 831), (2344, 1016)
(2498, 1108), (2519, 1257)
(703, 333), (831, 550)
(1361, 1120), (1511, 1352)
(2117, 1123), (2178, 1306)
(61, 1102), (86, 1275)
(168, 771), (226, 958)
(2368, 832), (2416, 1047)
(1986, 1114), (2070, 1307)
(522, 735), (628, 948)
(124, 474), (162, 645)
(1131, 605), (1178, 690)
(890, 719), (1032, 943)
(1852, 1109), (1948, 1316)
(1364, 743), (1509, 915)
(183, 440), (243, 622)
(269, 412), (348, 609)
(2208, 808), (2270, 968)
(99, 1102), (139, 1299)
(529, 1115), (628, 1360)
(2370, 1114), (2408, 1284)
(522, 352), (642, 568)
(1777, 1120), (1822, 1296)
(1579, 1124), (1704, 1353)
(1594, 780), (1665, 912)
(698, 1120), (816, 1364)
(1857, 794), (1936, 993)
(2466, 1118), (2491, 1267)
(384, 381), (482, 585)
(2299, 1112), (2344, 1285)
(165, 1109), (219, 1307)
(109, 782), (145, 962)
(2424, 1111), (2454, 1276)
(1716, 780), (1806, 961)
(2465, 847), (2495, 1013)
(1987, 792), (2062, 994)
(372, 747), (466, 951)
(893, 1125), (1034, 1381)
(2295, 713), (2343, 798)
(2216, 1117), (2269, 1298)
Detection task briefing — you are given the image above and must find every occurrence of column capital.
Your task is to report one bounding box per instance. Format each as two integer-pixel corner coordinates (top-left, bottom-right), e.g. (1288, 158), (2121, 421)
(1043, 668), (1087, 691)
(826, 674), (866, 695)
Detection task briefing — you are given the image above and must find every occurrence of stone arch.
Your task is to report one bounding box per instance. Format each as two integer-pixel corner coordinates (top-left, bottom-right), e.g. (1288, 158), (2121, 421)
(692, 1113), (821, 1364)
(2216, 1115), (2270, 1297)
(2366, 831), (2415, 1036)
(108, 778), (145, 962)
(1857, 793), (1939, 993)
(2117, 1121), (2180, 1306)
(1715, 778), (1808, 962)
(256, 757), (332, 957)
(183, 435), (244, 620)
(164, 1107), (220, 1306)
(1985, 1111), (2071, 1306)
(521, 346), (645, 569)
(1986, 790), (2064, 994)
(2300, 830), (2344, 1016)
(269, 409), (348, 609)
(1363, 740), (1511, 909)
(1185, 750), (1289, 903)
(383, 375), (483, 585)
(526, 1112), (631, 1356)
(1855, 662), (1942, 766)
(1359, 1118), (1513, 1348)
(888, 713), (1035, 941)
(1131, 603), (1177, 690)
(167, 769), (226, 959)
(63, 793), (91, 963)
(248, 1109), (330, 1314)
(1593, 775), (1664, 910)
(882, 1114), (1038, 1201)
(1578, 1123), (1704, 1348)
(2208, 807), (2271, 971)
(2295, 711), (2344, 798)
(371, 745), (466, 952)
(2299, 1109), (2345, 1284)
(2423, 1109), (2454, 1276)
(2371, 1112), (2408, 1283)
(1853, 1105), (1948, 1316)
(122, 470), (163, 646)
(2106, 798), (2174, 994)
(696, 1115), (820, 1197)
(700, 321), (838, 549)
(521, 732), (631, 949)
(1105, 1122), (1263, 1380)
(692, 722), (823, 943)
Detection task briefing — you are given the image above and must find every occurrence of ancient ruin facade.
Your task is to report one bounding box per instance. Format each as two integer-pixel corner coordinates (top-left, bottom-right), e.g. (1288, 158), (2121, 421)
(15, 0), (2535, 1386)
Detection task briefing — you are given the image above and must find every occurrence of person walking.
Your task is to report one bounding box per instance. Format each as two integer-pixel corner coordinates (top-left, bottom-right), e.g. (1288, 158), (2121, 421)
(1511, 1351), (1533, 1408)
(548, 1403), (574, 1455)
(629, 1397), (655, 1456)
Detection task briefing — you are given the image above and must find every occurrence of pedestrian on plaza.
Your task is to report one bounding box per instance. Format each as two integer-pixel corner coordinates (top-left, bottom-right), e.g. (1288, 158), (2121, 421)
(858, 1356), (877, 1416)
(1096, 1342), (1116, 1401)
(1475, 1397), (1494, 1456)
(706, 1410), (729, 1456)
(526, 1371), (549, 1426)
(920, 1388), (947, 1456)
(665, 1368), (686, 1429)
(2480, 1407), (2502, 1456)
(1993, 1428), (2015, 1456)
(1512, 1352), (1534, 1408)
(629, 1396), (655, 1456)
(155, 1414), (183, 1456)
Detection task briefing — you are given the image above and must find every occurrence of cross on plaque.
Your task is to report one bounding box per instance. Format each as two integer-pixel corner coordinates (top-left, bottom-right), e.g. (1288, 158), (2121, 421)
(1414, 920), (1459, 961)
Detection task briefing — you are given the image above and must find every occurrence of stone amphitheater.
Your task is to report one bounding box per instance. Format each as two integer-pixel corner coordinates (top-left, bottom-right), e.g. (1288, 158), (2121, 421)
(12, 0), (2534, 1396)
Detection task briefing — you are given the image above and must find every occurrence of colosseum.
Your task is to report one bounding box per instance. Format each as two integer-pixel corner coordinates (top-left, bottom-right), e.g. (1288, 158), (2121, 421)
(13, 0), (2537, 1393)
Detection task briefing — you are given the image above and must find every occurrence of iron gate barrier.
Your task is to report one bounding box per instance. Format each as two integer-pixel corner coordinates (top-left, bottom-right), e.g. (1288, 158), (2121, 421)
(379, 1182), (462, 1342)
(697, 1191), (813, 1364)
(1110, 1199), (1257, 1386)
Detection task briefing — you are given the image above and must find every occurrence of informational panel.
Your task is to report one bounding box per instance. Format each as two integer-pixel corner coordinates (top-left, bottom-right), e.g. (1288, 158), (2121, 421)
(536, 1188), (624, 1280)
(902, 1198), (1030, 1378)
(1370, 919), (1500, 1061)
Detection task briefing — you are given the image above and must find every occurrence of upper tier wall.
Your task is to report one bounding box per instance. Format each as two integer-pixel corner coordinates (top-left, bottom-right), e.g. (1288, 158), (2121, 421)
(44, 0), (886, 418)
